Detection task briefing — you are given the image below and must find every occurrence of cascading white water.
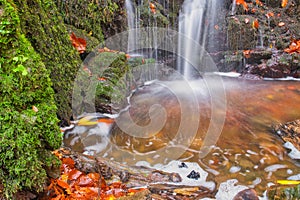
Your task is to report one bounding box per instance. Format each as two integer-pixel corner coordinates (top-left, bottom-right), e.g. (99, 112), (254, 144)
(177, 0), (219, 78)
(125, 0), (138, 54)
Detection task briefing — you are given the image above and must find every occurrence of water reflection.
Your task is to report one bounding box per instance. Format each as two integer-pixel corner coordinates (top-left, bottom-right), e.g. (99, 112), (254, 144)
(64, 75), (300, 194)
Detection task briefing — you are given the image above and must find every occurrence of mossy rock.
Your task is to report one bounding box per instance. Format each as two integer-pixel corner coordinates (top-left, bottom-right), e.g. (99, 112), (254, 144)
(55, 0), (127, 40)
(72, 51), (130, 116)
(13, 0), (81, 125)
(0, 0), (61, 198)
(65, 24), (100, 52)
(227, 15), (258, 51)
(267, 184), (300, 199)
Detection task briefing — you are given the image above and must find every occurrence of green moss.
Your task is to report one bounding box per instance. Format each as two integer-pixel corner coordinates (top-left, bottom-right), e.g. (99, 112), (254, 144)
(72, 51), (129, 115)
(0, 0), (61, 198)
(13, 0), (81, 124)
(268, 184), (300, 199)
(55, 0), (120, 41)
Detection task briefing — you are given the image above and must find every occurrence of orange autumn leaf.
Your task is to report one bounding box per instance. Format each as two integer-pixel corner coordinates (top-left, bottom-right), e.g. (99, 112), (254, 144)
(236, 0), (248, 11)
(243, 50), (252, 58)
(266, 12), (274, 19)
(149, 2), (156, 9)
(252, 19), (259, 29)
(284, 39), (300, 54)
(70, 33), (86, 54)
(62, 157), (75, 167)
(57, 180), (70, 190)
(256, 0), (263, 6)
(282, 0), (288, 7)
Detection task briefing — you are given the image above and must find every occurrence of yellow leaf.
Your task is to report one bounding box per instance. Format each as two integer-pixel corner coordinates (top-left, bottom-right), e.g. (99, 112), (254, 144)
(174, 187), (199, 196)
(277, 180), (300, 185)
(77, 116), (98, 126)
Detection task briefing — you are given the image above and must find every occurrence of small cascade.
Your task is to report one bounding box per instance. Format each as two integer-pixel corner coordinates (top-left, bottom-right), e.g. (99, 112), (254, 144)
(177, 0), (220, 78)
(125, 0), (136, 53)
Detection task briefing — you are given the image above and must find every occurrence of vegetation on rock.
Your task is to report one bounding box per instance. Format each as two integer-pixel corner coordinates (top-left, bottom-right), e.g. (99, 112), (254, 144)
(0, 0), (62, 198)
(13, 0), (81, 125)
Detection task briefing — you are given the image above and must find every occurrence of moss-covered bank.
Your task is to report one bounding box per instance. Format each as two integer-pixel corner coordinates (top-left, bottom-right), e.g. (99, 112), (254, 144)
(13, 0), (82, 125)
(0, 0), (61, 198)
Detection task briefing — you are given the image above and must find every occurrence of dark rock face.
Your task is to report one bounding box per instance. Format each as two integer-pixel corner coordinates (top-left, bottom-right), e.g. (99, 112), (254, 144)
(219, 0), (300, 78)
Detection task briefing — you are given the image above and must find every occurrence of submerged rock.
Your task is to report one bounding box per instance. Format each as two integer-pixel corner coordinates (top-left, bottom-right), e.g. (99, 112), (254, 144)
(272, 119), (300, 151)
(232, 188), (259, 200)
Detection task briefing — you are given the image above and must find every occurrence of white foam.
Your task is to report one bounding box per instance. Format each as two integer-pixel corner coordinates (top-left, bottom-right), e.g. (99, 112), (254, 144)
(264, 76), (300, 81)
(264, 164), (287, 172)
(215, 179), (248, 200)
(283, 142), (300, 159)
(213, 72), (241, 77)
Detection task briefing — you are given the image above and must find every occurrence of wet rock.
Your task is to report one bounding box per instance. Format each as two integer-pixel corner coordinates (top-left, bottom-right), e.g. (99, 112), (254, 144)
(272, 119), (300, 151)
(187, 170), (201, 180)
(244, 50), (272, 65)
(178, 162), (188, 168)
(148, 171), (182, 183)
(244, 61), (290, 78)
(267, 184), (300, 199)
(117, 189), (151, 200)
(233, 188), (259, 200)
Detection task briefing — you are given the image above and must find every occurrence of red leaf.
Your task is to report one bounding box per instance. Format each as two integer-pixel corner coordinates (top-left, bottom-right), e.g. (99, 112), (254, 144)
(76, 175), (94, 187)
(62, 157), (75, 167)
(68, 169), (83, 180)
(70, 32), (86, 53)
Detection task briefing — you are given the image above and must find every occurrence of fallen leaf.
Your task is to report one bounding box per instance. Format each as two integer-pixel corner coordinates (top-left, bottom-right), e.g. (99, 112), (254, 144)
(284, 39), (300, 54)
(277, 180), (300, 185)
(252, 19), (259, 29)
(236, 0), (248, 11)
(281, 0), (288, 8)
(77, 116), (98, 126)
(174, 187), (199, 196)
(62, 157), (75, 167)
(266, 12), (274, 19)
(256, 0), (263, 6)
(32, 106), (38, 112)
(243, 50), (252, 58)
(97, 118), (115, 124)
(57, 180), (70, 189)
(278, 22), (285, 27)
(70, 33), (86, 54)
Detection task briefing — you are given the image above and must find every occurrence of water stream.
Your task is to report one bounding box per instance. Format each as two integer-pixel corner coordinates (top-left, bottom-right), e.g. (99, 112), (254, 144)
(64, 0), (300, 197)
(64, 75), (300, 195)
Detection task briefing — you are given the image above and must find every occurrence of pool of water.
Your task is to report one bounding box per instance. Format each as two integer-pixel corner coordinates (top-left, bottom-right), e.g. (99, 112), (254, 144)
(64, 75), (300, 195)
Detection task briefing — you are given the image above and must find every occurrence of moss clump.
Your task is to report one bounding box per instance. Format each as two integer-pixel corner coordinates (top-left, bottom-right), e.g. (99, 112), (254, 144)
(72, 51), (129, 115)
(13, 0), (81, 125)
(0, 0), (61, 198)
(55, 0), (120, 41)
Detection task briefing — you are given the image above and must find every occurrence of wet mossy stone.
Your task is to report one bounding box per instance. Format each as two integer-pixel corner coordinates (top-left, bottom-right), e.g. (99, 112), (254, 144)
(0, 0), (62, 198)
(13, 0), (81, 125)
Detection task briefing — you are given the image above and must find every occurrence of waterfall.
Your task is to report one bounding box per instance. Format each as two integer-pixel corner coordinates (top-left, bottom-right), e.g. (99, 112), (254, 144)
(125, 0), (136, 54)
(177, 0), (219, 78)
